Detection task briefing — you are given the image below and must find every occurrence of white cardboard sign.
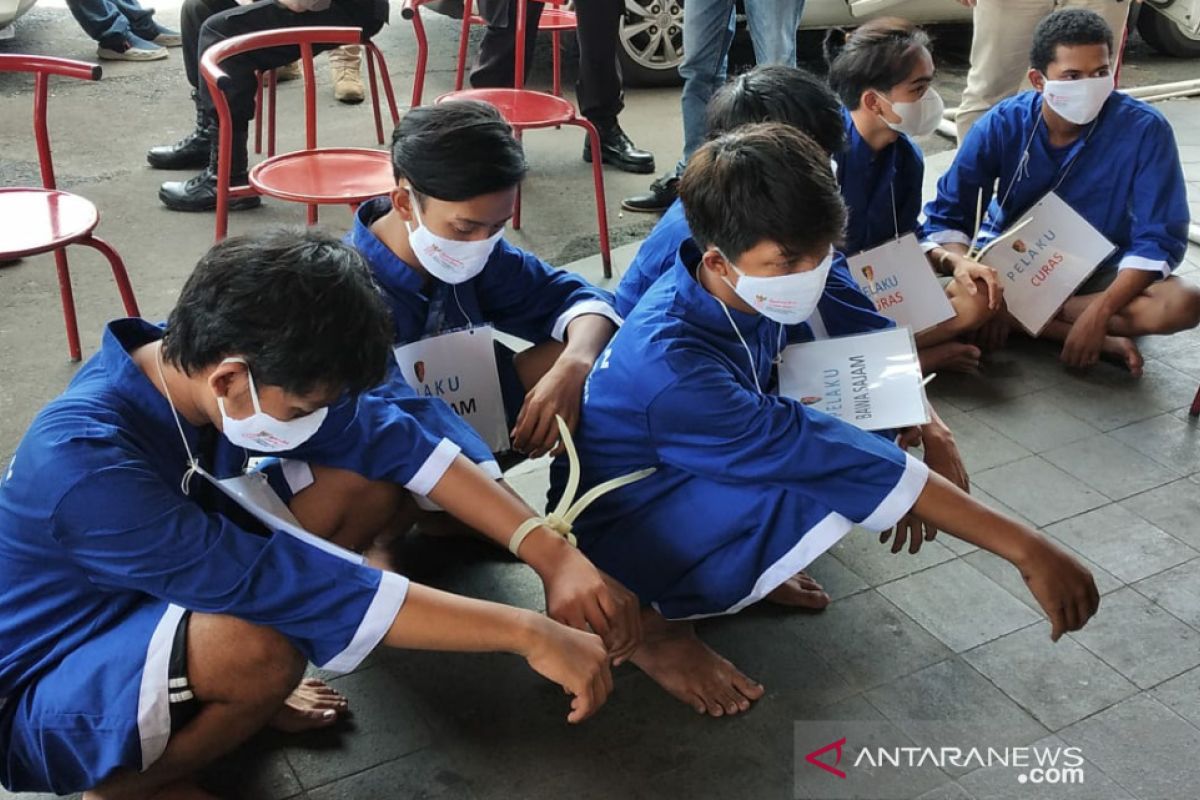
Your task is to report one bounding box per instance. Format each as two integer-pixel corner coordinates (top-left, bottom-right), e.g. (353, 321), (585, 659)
(393, 325), (510, 452)
(847, 233), (956, 334)
(778, 327), (929, 432)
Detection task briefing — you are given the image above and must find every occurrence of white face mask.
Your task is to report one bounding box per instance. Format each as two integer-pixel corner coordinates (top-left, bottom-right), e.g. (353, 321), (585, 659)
(875, 88), (945, 138)
(1041, 74), (1113, 125)
(216, 358), (327, 452)
(720, 249), (833, 325)
(405, 189), (503, 285)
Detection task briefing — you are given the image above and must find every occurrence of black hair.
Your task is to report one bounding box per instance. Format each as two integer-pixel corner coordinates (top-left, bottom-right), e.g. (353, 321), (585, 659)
(826, 18), (932, 111)
(1030, 8), (1113, 74)
(163, 228), (393, 397)
(705, 64), (847, 156)
(679, 122), (846, 262)
(390, 100), (528, 200)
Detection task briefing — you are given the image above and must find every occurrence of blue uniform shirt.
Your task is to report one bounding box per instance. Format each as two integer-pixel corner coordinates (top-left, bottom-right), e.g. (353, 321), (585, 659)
(615, 198), (895, 340)
(921, 90), (1189, 276)
(0, 320), (457, 791)
(551, 241), (928, 619)
(836, 106), (925, 255)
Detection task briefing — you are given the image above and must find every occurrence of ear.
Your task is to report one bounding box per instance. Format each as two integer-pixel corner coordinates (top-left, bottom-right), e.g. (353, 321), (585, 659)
(701, 248), (733, 279)
(390, 185), (415, 222)
(860, 89), (883, 114)
(1028, 69), (1045, 92)
(208, 359), (248, 403)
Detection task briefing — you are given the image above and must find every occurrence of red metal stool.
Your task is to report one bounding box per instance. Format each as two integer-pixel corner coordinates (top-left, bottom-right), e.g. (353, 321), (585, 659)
(1189, 383), (1199, 418)
(202, 27), (398, 241)
(253, 40), (399, 158)
(453, 0), (575, 98)
(0, 55), (140, 362)
(403, 0), (612, 276)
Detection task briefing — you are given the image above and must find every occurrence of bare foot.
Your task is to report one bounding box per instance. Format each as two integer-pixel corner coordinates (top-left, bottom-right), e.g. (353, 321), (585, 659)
(1100, 335), (1144, 377)
(766, 571), (831, 610)
(631, 612), (765, 717)
(269, 678), (348, 732)
(919, 342), (982, 374)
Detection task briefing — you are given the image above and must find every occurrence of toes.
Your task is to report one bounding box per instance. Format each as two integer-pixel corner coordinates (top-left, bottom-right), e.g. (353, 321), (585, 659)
(731, 671), (765, 701)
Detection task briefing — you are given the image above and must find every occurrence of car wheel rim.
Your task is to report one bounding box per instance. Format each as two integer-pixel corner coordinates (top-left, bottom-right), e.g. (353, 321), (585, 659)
(620, 0), (685, 71)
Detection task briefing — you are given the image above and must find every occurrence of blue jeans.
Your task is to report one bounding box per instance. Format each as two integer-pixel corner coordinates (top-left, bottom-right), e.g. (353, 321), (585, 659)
(65, 0), (158, 44)
(675, 0), (805, 173)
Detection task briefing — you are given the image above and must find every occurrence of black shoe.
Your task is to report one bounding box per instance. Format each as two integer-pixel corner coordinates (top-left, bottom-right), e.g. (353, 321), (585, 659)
(159, 167), (262, 212)
(583, 119), (655, 175)
(148, 96), (215, 170)
(621, 172), (679, 213)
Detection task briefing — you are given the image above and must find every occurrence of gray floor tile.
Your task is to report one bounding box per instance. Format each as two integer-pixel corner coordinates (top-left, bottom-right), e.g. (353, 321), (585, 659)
(962, 546), (1123, 617)
(878, 560), (1040, 653)
(801, 552), (870, 601)
(1110, 412), (1200, 477)
(829, 527), (957, 587)
(1068, 588), (1200, 690)
(1150, 666), (1200, 730)
(1041, 433), (1182, 501)
(287, 667), (434, 790)
(1121, 479), (1200, 550)
(788, 590), (953, 692)
(971, 392), (1098, 454)
(1059, 694), (1200, 800)
(866, 658), (1048, 774)
(917, 784), (977, 800)
(963, 623), (1138, 731)
(204, 740), (303, 800)
(956, 734), (1133, 800)
(972, 457), (1109, 528)
(936, 412), (1033, 475)
(1044, 504), (1196, 584)
(1132, 557), (1200, 628)
(1040, 357), (1199, 432)
(305, 748), (480, 800)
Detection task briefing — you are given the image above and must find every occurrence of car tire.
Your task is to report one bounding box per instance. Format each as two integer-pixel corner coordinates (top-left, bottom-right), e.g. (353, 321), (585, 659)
(1136, 4), (1200, 58)
(618, 0), (685, 87)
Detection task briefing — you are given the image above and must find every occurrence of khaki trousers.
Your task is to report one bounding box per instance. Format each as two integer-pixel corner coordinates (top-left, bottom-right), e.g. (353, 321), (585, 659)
(954, 0), (1131, 143)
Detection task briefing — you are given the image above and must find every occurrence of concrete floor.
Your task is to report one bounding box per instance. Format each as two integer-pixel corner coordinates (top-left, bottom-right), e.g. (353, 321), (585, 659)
(4, 4), (1200, 799)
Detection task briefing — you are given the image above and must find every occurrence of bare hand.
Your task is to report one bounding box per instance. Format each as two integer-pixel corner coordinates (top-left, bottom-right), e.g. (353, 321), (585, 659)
(543, 545), (643, 665)
(523, 615), (613, 723)
(949, 254), (1003, 310)
(1017, 538), (1100, 641)
(511, 358), (590, 458)
(880, 513), (938, 554)
(972, 309), (1011, 351)
(1059, 305), (1108, 370)
(923, 424), (969, 494)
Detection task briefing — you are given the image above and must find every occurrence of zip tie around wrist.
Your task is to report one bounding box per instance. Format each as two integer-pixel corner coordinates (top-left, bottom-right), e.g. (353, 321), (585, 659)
(507, 414), (656, 557)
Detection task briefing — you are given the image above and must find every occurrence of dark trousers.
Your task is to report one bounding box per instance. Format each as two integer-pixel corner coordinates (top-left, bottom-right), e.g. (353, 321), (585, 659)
(469, 0), (624, 122)
(181, 0), (386, 125)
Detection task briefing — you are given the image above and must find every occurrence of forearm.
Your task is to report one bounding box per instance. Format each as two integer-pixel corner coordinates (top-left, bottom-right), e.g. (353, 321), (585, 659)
(425, 456), (573, 575)
(927, 244), (970, 275)
(1093, 269), (1155, 318)
(562, 314), (618, 366)
(382, 582), (542, 654)
(910, 471), (1039, 565)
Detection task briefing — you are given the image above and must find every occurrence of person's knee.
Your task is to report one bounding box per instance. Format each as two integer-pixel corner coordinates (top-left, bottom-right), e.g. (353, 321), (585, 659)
(949, 280), (996, 331)
(188, 614), (305, 703)
(1166, 281), (1200, 332)
(1137, 280), (1200, 334)
(292, 466), (406, 551)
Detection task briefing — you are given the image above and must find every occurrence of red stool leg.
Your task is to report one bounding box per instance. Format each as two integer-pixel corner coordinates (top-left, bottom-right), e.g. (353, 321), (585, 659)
(254, 71), (264, 155)
(366, 46), (384, 145)
(552, 30), (561, 97)
(78, 235), (140, 318)
(369, 43), (400, 128)
(455, 0), (474, 92)
(308, 204), (318, 225)
(574, 119), (612, 277)
(513, 127), (524, 230)
(1190, 384), (1200, 418)
(52, 247), (82, 361)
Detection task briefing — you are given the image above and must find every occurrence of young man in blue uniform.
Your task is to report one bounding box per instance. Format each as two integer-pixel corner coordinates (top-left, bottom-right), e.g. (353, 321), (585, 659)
(922, 8), (1200, 375)
(554, 124), (1100, 718)
(347, 101), (623, 462)
(828, 18), (1000, 374)
(0, 230), (629, 799)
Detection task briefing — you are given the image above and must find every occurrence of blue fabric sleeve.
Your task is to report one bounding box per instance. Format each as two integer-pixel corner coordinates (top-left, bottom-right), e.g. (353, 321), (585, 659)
(921, 113), (1002, 245)
(52, 456), (397, 669)
(474, 242), (619, 343)
(1121, 118), (1189, 274)
(898, 143), (925, 237)
(644, 355), (924, 527)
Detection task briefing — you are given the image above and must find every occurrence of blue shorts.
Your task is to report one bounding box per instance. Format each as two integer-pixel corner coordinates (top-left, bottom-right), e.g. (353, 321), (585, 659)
(0, 601), (186, 794)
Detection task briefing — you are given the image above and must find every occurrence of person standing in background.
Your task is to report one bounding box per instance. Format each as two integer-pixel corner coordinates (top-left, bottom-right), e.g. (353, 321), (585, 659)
(622, 0), (806, 212)
(471, 0), (655, 174)
(953, 0), (1129, 142)
(64, 0), (181, 61)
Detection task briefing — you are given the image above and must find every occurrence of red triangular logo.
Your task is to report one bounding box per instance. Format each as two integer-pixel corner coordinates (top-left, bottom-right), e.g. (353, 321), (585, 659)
(805, 737), (848, 779)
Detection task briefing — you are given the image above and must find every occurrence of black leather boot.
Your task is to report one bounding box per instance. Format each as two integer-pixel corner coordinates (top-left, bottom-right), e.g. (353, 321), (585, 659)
(158, 125), (261, 212)
(147, 93), (215, 170)
(582, 118), (655, 175)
